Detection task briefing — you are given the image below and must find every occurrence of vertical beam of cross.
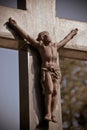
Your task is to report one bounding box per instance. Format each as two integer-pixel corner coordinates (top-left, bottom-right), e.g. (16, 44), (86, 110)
(17, 1), (62, 130)
(18, 0), (63, 130)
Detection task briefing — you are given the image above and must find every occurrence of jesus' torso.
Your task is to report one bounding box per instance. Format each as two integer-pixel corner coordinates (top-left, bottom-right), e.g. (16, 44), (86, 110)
(38, 43), (60, 68)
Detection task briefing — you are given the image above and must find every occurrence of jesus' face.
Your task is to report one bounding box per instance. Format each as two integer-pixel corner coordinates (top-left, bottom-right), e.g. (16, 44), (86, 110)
(37, 31), (52, 45)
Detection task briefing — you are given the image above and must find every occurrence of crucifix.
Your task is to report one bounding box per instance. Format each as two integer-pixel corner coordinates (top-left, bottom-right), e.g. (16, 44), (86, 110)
(8, 16), (78, 123)
(0, 0), (87, 130)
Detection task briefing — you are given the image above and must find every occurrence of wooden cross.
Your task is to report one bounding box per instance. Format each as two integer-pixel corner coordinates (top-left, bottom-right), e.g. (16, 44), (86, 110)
(0, 0), (87, 130)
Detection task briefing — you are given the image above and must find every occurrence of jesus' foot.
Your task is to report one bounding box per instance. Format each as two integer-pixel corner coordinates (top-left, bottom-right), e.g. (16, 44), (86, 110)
(44, 114), (51, 121)
(51, 115), (57, 123)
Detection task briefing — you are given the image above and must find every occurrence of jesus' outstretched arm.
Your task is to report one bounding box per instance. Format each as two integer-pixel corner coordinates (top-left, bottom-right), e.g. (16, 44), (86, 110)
(9, 17), (39, 48)
(57, 28), (78, 49)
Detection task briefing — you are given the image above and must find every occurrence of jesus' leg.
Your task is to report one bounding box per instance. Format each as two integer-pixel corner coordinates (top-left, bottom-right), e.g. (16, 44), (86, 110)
(44, 92), (52, 121)
(51, 80), (60, 123)
(43, 72), (53, 121)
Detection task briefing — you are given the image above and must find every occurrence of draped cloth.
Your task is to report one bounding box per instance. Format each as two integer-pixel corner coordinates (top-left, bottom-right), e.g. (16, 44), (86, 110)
(41, 65), (62, 81)
(41, 65), (62, 94)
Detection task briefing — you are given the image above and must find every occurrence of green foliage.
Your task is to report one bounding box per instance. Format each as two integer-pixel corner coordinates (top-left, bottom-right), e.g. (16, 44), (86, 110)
(60, 58), (87, 130)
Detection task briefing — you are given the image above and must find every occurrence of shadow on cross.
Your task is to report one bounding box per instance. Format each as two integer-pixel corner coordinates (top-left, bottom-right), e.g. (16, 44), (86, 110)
(30, 47), (49, 129)
(36, 120), (49, 130)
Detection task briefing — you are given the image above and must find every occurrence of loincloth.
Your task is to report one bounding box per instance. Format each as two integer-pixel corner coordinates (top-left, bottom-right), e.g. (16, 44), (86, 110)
(41, 65), (62, 94)
(41, 65), (61, 81)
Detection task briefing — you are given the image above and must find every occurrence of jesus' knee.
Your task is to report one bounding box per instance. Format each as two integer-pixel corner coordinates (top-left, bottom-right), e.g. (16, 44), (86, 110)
(52, 89), (58, 96)
(45, 88), (53, 95)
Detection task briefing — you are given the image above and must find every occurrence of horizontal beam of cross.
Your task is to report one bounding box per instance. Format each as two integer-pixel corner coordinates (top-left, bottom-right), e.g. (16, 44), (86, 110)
(59, 48), (87, 60)
(1, 33), (87, 60)
(0, 32), (27, 50)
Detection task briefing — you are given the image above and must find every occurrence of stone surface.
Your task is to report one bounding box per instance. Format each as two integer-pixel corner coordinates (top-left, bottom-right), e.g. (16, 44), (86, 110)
(55, 18), (87, 52)
(0, 0), (87, 130)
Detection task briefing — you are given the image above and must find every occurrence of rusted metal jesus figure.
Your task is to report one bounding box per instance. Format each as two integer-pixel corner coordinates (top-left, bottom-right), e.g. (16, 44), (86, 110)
(8, 17), (78, 123)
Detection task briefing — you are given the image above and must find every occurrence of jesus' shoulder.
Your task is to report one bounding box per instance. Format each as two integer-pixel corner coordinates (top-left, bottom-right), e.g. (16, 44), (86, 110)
(38, 43), (59, 60)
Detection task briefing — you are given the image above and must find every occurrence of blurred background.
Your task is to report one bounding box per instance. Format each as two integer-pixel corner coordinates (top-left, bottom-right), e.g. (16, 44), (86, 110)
(0, 0), (87, 130)
(60, 58), (87, 130)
